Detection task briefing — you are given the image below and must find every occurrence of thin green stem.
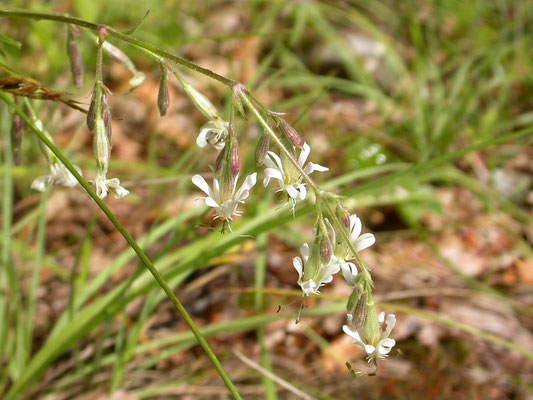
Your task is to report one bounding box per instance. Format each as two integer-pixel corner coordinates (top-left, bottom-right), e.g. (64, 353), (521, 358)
(0, 92), (242, 400)
(0, 8), (234, 86)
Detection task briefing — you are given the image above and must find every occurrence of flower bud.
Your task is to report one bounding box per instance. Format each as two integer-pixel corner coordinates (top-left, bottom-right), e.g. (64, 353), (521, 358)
(67, 26), (83, 89)
(182, 82), (219, 121)
(278, 118), (303, 148)
(255, 132), (270, 166)
(229, 142), (240, 177)
(336, 204), (351, 229)
(231, 83), (247, 120)
(102, 41), (144, 88)
(157, 63), (169, 116)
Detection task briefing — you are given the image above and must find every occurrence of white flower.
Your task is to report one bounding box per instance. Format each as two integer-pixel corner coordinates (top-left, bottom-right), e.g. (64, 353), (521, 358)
(196, 119), (229, 151)
(31, 162), (81, 192)
(326, 215), (375, 286)
(192, 172), (257, 222)
(293, 243), (340, 296)
(343, 312), (396, 361)
(92, 172), (129, 199)
(263, 143), (328, 207)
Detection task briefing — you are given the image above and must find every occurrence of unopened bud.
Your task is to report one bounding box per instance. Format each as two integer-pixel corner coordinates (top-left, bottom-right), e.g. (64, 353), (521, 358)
(278, 118), (303, 148)
(229, 141), (240, 177)
(102, 41), (144, 88)
(336, 204), (351, 229)
(231, 83), (247, 120)
(11, 112), (22, 165)
(157, 63), (169, 116)
(182, 82), (219, 121)
(67, 26), (83, 89)
(97, 26), (108, 42)
(255, 132), (270, 166)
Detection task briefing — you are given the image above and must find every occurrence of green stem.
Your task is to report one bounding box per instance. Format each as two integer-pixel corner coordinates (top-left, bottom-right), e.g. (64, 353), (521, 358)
(0, 92), (242, 400)
(0, 8), (234, 86)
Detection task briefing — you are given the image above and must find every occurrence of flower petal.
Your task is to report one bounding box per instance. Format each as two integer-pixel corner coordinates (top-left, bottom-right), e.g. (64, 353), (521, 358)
(383, 314), (396, 338)
(286, 184), (300, 199)
(300, 243), (310, 261)
(303, 162), (329, 175)
(192, 174), (213, 197)
(293, 257), (303, 278)
(354, 233), (376, 252)
(377, 338), (395, 356)
(349, 214), (362, 242)
(340, 262), (358, 286)
(297, 143), (311, 167)
(235, 173), (257, 200)
(205, 196), (219, 208)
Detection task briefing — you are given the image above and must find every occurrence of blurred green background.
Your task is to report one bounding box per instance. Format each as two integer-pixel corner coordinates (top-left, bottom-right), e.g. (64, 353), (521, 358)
(1, 0), (532, 399)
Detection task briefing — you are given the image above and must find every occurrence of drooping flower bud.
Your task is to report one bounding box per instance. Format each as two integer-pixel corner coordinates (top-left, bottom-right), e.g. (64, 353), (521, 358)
(182, 81), (220, 121)
(67, 25), (83, 89)
(336, 204), (351, 229)
(255, 132), (270, 166)
(157, 63), (170, 116)
(278, 118), (303, 148)
(231, 83), (247, 120)
(101, 40), (145, 88)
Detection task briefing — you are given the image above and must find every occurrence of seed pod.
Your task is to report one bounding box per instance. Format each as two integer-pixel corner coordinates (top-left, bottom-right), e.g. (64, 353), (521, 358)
(67, 26), (83, 89)
(86, 90), (97, 131)
(157, 63), (169, 116)
(11, 112), (22, 165)
(229, 141), (240, 177)
(255, 132), (270, 166)
(278, 118), (303, 148)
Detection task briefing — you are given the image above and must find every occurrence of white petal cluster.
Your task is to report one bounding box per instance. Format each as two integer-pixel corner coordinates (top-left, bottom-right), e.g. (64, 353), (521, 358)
(192, 172), (257, 222)
(92, 172), (129, 199)
(31, 162), (82, 192)
(293, 243), (340, 296)
(263, 143), (328, 206)
(343, 312), (396, 361)
(327, 214), (375, 286)
(196, 119), (229, 151)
